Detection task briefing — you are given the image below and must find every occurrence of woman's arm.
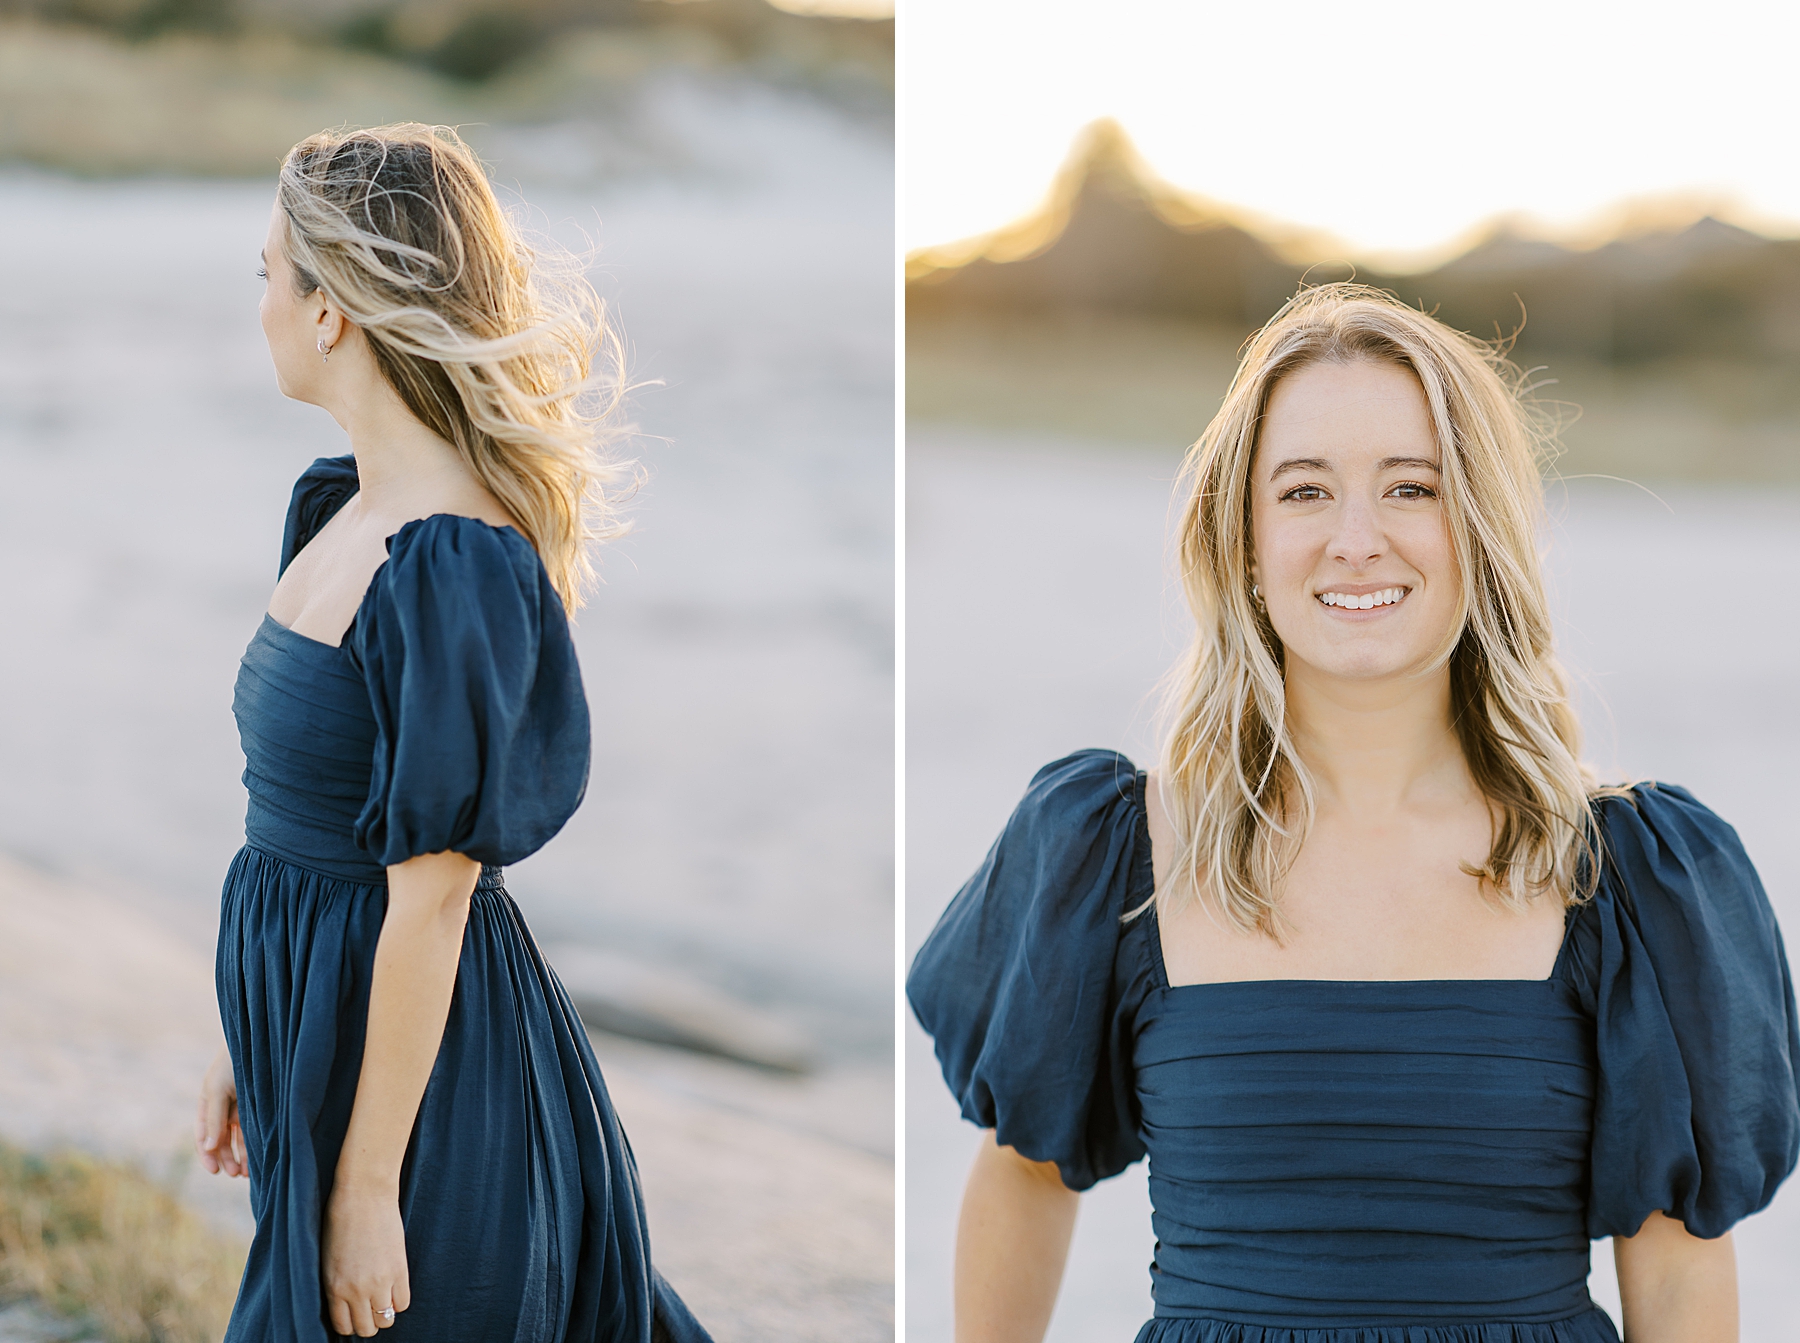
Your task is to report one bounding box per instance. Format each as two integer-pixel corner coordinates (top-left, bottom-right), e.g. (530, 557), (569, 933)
(954, 1130), (1080, 1343)
(322, 849), (480, 1338)
(1613, 1210), (1737, 1343)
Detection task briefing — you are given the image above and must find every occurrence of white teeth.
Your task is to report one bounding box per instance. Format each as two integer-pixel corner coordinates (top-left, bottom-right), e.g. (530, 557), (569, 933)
(1318, 587), (1406, 609)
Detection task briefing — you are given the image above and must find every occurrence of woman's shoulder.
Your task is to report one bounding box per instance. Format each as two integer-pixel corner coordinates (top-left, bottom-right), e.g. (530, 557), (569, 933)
(907, 749), (1154, 1188)
(342, 515), (564, 678)
(1586, 781), (1766, 919)
(909, 748), (1151, 999)
(978, 749), (1150, 918)
(1013, 748), (1145, 827)
(1568, 780), (1776, 981)
(361, 513), (559, 631)
(1574, 780), (1800, 1239)
(279, 453), (360, 577)
(382, 512), (542, 584)
(350, 513), (588, 869)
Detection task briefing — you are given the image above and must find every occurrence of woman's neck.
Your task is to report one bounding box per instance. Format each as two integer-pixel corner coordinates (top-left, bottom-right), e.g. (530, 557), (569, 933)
(1283, 662), (1472, 818)
(319, 330), (472, 517)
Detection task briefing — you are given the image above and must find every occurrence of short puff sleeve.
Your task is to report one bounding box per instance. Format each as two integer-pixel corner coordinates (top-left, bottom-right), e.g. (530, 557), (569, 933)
(1566, 784), (1800, 1239)
(348, 515), (590, 869)
(279, 453), (360, 577)
(906, 749), (1153, 1191)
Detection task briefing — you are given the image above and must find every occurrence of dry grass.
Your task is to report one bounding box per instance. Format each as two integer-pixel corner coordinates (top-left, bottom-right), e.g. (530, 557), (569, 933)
(0, 1142), (244, 1343)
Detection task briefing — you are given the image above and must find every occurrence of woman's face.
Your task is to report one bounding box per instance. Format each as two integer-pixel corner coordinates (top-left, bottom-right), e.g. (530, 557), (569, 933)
(1248, 358), (1461, 688)
(258, 196), (329, 404)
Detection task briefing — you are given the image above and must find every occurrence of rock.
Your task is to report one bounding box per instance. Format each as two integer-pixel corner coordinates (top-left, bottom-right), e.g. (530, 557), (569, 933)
(542, 942), (816, 1074)
(0, 856), (891, 1341)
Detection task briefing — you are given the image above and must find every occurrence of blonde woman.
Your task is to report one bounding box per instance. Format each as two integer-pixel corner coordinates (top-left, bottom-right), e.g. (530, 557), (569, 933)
(908, 284), (1800, 1343)
(190, 125), (708, 1342)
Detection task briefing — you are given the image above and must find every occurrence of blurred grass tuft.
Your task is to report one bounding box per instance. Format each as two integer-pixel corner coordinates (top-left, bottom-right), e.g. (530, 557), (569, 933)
(0, 1141), (244, 1343)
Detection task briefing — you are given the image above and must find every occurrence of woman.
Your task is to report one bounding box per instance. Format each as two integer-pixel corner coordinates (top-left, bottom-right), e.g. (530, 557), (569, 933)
(190, 124), (709, 1343)
(908, 284), (1800, 1342)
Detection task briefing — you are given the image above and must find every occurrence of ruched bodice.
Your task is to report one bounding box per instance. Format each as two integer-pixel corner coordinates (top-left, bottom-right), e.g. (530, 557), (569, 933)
(1137, 979), (1595, 1326)
(214, 454), (708, 1343)
(237, 615), (387, 883)
(908, 750), (1800, 1343)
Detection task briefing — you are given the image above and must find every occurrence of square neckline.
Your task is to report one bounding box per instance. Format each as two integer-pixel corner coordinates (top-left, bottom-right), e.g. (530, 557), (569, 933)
(1127, 768), (1580, 993)
(266, 509), (529, 652)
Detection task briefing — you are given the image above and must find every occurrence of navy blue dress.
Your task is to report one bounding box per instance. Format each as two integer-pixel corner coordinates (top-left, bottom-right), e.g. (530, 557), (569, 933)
(217, 455), (710, 1343)
(907, 750), (1800, 1343)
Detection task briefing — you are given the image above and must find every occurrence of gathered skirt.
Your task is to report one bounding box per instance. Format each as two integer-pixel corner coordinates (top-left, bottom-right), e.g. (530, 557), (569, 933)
(1133, 1306), (1621, 1343)
(216, 844), (708, 1343)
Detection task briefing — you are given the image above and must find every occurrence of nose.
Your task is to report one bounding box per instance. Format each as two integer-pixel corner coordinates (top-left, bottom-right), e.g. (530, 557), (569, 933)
(1328, 493), (1387, 569)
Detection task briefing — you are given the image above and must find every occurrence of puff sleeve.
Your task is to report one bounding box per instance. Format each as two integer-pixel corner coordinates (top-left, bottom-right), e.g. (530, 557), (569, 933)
(278, 453), (360, 577)
(906, 749), (1153, 1191)
(1566, 784), (1800, 1239)
(348, 515), (590, 869)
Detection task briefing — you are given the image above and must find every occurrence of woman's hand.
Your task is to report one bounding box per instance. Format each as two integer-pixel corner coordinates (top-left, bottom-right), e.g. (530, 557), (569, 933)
(195, 1042), (247, 1178)
(322, 1182), (410, 1336)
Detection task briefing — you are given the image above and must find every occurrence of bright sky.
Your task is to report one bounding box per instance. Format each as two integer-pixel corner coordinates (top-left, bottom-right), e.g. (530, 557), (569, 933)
(904, 0), (1800, 264)
(769, 0), (893, 15)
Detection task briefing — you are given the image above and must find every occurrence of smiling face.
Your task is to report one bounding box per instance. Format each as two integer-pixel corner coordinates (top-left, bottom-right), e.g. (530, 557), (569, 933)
(1249, 357), (1462, 688)
(258, 196), (334, 405)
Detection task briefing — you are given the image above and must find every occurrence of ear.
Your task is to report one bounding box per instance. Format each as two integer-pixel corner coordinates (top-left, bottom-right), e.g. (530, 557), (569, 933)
(312, 292), (346, 352)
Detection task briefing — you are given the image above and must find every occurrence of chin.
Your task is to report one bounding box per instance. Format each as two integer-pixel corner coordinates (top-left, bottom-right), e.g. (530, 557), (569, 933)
(1288, 641), (1436, 685)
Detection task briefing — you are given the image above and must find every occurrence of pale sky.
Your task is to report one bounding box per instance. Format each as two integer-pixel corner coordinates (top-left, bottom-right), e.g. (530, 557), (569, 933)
(903, 0), (1800, 264)
(770, 0), (894, 15)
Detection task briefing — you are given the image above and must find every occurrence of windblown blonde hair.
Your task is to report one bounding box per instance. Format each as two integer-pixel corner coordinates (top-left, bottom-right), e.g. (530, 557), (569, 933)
(277, 122), (624, 610)
(1159, 282), (1616, 936)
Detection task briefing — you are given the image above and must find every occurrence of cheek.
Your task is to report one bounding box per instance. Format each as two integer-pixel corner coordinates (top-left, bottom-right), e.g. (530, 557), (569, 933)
(1400, 515), (1458, 588)
(1251, 511), (1318, 588)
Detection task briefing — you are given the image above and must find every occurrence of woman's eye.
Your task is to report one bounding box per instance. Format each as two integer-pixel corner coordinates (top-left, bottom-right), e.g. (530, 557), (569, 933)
(1279, 484), (1327, 502)
(1387, 482), (1437, 500)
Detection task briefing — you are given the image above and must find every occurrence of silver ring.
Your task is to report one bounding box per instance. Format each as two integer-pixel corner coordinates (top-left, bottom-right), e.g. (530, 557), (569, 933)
(379, 1307), (395, 1322)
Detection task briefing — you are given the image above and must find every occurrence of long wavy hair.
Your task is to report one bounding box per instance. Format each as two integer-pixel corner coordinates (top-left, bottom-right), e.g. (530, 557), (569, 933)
(1157, 283), (1617, 936)
(276, 122), (625, 610)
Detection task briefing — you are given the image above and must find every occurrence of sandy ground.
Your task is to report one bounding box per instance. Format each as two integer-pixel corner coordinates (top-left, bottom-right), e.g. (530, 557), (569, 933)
(0, 77), (891, 1339)
(904, 427), (1800, 1343)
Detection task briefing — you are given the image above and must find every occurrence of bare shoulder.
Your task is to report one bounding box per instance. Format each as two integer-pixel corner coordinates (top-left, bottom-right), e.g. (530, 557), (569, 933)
(266, 497), (391, 644)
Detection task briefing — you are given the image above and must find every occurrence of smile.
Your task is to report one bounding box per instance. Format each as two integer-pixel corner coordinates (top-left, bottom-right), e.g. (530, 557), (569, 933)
(1316, 587), (1409, 610)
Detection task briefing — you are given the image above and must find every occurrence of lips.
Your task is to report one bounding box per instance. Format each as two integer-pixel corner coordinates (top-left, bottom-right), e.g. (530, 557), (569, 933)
(1316, 586), (1409, 610)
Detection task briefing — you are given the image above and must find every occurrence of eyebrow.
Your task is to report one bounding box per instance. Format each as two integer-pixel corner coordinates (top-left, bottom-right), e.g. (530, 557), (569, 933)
(1267, 455), (1441, 481)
